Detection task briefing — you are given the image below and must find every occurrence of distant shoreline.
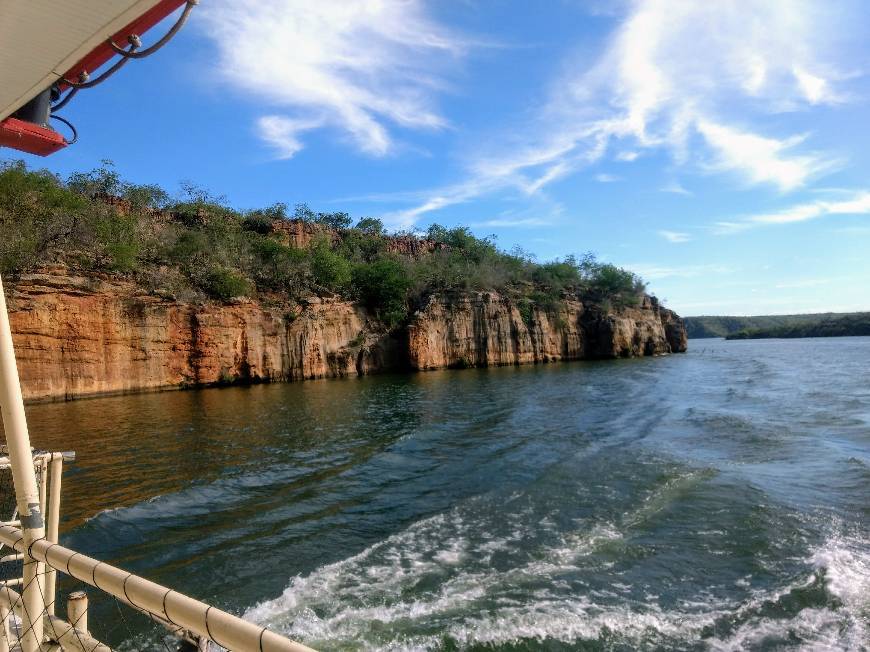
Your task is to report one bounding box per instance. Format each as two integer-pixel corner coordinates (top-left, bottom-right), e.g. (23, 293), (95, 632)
(684, 312), (870, 340)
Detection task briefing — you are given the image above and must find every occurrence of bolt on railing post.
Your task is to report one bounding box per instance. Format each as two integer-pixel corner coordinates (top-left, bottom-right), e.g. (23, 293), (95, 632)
(0, 274), (45, 652)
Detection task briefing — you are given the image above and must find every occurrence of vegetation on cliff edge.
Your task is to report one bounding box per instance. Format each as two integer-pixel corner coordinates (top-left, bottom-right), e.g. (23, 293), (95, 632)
(0, 160), (647, 329)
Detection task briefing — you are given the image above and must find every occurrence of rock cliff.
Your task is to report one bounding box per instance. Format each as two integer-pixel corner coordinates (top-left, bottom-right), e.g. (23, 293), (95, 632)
(6, 269), (686, 402)
(408, 292), (686, 369)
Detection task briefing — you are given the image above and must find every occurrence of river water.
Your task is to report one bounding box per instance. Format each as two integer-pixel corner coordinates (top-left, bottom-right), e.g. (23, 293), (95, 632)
(21, 337), (870, 650)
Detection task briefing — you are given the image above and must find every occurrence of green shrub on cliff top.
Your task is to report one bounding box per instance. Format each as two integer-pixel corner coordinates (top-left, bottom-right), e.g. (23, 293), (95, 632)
(580, 257), (645, 307)
(251, 237), (308, 291)
(0, 161), (87, 274)
(204, 268), (251, 300)
(309, 236), (352, 291)
(0, 160), (648, 325)
(352, 258), (411, 328)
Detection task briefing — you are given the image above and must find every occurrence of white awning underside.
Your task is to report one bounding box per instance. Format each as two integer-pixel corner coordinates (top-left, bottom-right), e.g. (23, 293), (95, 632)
(0, 0), (163, 120)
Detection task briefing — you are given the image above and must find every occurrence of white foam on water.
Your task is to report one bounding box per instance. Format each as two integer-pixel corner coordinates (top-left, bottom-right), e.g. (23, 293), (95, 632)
(708, 529), (870, 651)
(85, 506), (125, 521)
(708, 607), (848, 652)
(547, 523), (623, 564)
(243, 499), (723, 649)
(810, 531), (870, 610)
(85, 492), (168, 522)
(443, 595), (728, 648)
(244, 489), (868, 650)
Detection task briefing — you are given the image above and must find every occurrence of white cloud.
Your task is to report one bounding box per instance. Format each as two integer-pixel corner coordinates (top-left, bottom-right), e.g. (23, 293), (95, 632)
(793, 66), (838, 104)
(568, 0), (843, 187)
(256, 115), (325, 159)
(660, 181), (691, 195)
(754, 193), (870, 223)
(389, 0), (852, 224)
(382, 194), (465, 228)
(380, 133), (604, 225)
(715, 190), (870, 233)
(696, 120), (834, 191)
(658, 230), (691, 243)
(200, 0), (464, 158)
(712, 221), (753, 235)
(594, 173), (620, 183)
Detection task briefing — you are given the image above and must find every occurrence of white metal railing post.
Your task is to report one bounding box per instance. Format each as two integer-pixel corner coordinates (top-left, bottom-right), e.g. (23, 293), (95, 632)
(66, 591), (88, 634)
(2, 584), (110, 652)
(0, 274), (45, 652)
(0, 603), (9, 652)
(45, 455), (63, 616)
(37, 457), (46, 520)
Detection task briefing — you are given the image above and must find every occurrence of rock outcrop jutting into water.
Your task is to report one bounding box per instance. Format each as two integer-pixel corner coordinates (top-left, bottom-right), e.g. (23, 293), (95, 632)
(408, 291), (686, 368)
(7, 268), (687, 401)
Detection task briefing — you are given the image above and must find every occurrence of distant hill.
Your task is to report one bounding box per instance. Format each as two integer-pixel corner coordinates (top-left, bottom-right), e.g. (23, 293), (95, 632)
(684, 313), (870, 339)
(725, 313), (870, 340)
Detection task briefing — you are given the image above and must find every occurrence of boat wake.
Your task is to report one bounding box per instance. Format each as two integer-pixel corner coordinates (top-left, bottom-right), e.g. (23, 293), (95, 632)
(708, 530), (870, 651)
(245, 493), (869, 650)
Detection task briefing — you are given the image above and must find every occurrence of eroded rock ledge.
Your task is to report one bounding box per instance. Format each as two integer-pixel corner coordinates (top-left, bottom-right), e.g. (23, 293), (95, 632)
(6, 269), (687, 402)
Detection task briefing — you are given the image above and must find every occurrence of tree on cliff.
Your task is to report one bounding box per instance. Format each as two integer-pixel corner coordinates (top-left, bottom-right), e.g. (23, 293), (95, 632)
(0, 160), (649, 327)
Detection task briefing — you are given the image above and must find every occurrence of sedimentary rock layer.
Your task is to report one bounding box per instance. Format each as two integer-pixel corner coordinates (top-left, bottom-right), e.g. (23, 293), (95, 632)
(407, 292), (686, 369)
(6, 270), (686, 401)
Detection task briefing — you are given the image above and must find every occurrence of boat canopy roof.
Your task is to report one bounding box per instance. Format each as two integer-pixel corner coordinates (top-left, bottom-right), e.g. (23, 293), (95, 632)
(0, 0), (177, 120)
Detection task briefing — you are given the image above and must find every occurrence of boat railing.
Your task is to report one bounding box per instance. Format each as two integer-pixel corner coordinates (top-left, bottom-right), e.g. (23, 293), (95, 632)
(0, 449), (315, 652)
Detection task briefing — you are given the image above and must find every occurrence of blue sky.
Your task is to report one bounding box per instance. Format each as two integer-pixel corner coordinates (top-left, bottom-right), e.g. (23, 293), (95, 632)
(8, 0), (870, 316)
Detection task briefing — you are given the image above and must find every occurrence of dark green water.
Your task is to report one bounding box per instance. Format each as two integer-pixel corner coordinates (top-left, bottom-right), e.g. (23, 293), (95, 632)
(22, 337), (870, 650)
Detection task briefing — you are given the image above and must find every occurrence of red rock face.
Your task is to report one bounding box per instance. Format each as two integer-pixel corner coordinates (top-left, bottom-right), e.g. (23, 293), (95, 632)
(406, 292), (687, 370)
(7, 270), (382, 401)
(268, 219), (335, 248)
(384, 237), (445, 258)
(6, 271), (686, 402)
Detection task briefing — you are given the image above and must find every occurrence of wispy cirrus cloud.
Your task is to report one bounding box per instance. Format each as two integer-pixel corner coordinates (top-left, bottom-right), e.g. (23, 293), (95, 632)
(714, 191), (870, 233)
(660, 181), (691, 195)
(256, 116), (325, 160)
(615, 150), (640, 162)
(389, 0), (854, 225)
(658, 230), (691, 243)
(793, 66), (841, 105)
(752, 193), (870, 223)
(696, 121), (837, 191)
(200, 0), (466, 158)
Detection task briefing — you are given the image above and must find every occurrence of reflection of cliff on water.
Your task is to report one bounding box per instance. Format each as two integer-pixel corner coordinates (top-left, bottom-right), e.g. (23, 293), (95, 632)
(26, 376), (424, 534)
